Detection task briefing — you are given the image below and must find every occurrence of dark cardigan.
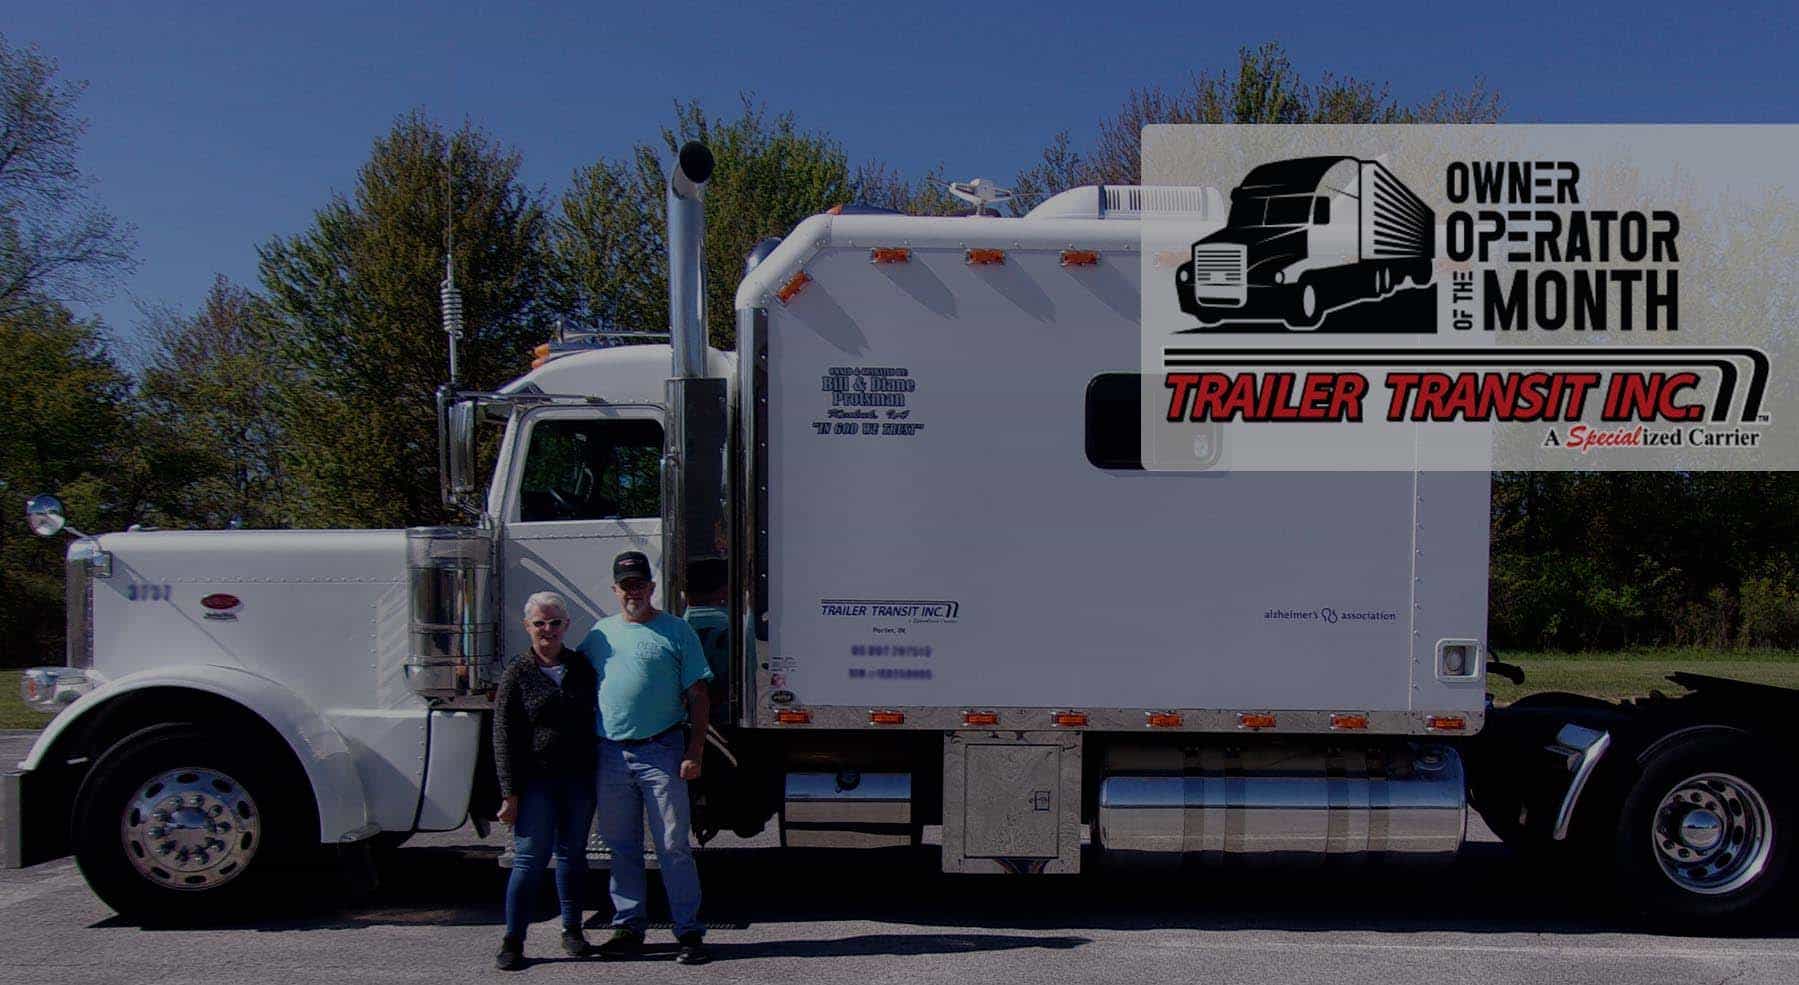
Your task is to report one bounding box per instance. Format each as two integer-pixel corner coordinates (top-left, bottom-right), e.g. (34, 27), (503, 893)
(492, 649), (598, 797)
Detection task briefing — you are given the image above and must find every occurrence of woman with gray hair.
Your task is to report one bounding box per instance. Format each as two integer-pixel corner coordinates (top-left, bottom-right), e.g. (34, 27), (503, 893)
(492, 591), (597, 970)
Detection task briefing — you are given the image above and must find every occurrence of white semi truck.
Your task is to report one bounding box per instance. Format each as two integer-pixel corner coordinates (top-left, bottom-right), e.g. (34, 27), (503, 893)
(5, 143), (1793, 926)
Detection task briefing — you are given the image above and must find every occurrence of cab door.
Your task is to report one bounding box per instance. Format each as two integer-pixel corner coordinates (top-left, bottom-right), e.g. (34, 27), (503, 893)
(498, 405), (665, 656)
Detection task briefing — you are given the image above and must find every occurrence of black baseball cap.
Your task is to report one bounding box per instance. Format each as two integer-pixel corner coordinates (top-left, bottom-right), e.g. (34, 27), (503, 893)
(612, 551), (653, 584)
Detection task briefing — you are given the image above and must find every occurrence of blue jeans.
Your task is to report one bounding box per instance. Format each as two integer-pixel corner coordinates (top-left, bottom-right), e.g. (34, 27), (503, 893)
(503, 770), (597, 940)
(596, 730), (704, 937)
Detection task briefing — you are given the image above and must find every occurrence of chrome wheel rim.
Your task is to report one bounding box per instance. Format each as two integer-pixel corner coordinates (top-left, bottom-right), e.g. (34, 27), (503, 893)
(1651, 771), (1772, 896)
(121, 767), (261, 891)
(1300, 285), (1317, 318)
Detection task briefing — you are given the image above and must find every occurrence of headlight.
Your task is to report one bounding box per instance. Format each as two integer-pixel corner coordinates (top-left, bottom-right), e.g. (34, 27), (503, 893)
(20, 667), (95, 714)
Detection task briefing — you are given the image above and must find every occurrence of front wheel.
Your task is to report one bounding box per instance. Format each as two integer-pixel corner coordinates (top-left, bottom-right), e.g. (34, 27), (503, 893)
(1287, 280), (1323, 329)
(72, 724), (310, 924)
(1613, 734), (1791, 924)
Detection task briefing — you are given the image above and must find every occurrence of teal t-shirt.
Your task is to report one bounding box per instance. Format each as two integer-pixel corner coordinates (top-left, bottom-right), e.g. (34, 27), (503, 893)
(578, 611), (713, 741)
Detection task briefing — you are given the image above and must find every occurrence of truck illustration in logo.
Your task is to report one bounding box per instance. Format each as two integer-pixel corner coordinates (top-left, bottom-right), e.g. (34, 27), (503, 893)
(1175, 156), (1434, 330)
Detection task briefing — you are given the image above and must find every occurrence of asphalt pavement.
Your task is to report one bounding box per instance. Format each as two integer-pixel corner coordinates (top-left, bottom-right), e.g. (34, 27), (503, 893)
(4, 729), (1796, 985)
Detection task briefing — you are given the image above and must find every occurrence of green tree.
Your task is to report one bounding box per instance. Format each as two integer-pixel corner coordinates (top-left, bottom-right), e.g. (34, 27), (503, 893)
(850, 160), (965, 217)
(0, 34), (135, 315)
(1010, 42), (1502, 213)
(0, 302), (137, 664)
(1489, 472), (1799, 650)
(258, 111), (551, 528)
(551, 98), (861, 351)
(136, 276), (289, 529)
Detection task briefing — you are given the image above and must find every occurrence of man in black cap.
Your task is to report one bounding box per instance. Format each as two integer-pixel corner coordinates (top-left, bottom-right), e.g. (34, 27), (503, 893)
(576, 551), (713, 965)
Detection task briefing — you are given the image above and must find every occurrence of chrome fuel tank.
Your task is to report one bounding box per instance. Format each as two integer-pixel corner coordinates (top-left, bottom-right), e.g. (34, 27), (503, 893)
(1097, 742), (1465, 862)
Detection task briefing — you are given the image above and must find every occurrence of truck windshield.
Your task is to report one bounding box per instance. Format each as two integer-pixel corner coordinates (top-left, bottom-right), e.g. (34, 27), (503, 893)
(518, 418), (663, 522)
(1264, 195), (1314, 226)
(1228, 197), (1265, 227)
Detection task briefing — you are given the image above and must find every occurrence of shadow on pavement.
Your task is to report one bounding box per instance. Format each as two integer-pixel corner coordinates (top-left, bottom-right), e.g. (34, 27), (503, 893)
(619, 934), (1088, 963)
(92, 839), (1799, 941)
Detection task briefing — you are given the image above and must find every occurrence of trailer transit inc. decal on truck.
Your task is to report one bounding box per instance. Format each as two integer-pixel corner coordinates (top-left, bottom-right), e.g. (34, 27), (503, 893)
(1138, 126), (1794, 471)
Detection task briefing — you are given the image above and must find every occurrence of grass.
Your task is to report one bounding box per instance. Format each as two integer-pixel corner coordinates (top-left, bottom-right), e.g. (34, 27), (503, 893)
(0, 671), (57, 731)
(1487, 648), (1799, 704)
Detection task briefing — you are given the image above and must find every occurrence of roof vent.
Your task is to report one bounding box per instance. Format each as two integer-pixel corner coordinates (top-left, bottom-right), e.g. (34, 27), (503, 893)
(1025, 185), (1226, 220)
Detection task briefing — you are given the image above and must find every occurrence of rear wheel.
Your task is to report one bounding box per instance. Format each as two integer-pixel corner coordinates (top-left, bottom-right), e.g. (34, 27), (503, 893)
(72, 724), (310, 924)
(1614, 734), (1791, 924)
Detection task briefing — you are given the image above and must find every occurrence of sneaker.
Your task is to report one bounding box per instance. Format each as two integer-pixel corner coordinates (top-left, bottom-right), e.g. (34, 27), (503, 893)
(595, 928), (644, 958)
(495, 936), (525, 971)
(561, 929), (590, 958)
(674, 932), (710, 966)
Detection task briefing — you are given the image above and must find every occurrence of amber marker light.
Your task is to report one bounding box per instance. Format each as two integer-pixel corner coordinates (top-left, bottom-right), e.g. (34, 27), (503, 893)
(963, 711), (999, 727)
(1426, 715), (1468, 732)
(869, 247), (911, 264)
(1331, 713), (1370, 731)
(530, 342), (552, 369)
(1052, 711), (1089, 728)
(869, 710), (905, 725)
(965, 248), (1005, 265)
(1146, 712), (1183, 728)
(775, 710), (812, 725)
(1060, 249), (1100, 266)
(776, 271), (811, 304)
(1238, 712), (1277, 730)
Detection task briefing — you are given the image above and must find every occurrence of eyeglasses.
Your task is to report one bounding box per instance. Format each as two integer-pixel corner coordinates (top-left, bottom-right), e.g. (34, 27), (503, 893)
(615, 580), (652, 594)
(528, 619), (566, 629)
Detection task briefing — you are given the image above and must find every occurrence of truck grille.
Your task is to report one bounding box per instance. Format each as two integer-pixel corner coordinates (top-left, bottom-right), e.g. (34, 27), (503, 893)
(1191, 244), (1246, 303)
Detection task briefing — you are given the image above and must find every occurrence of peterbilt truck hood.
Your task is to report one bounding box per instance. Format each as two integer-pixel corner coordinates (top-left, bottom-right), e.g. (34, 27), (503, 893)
(79, 528), (421, 710)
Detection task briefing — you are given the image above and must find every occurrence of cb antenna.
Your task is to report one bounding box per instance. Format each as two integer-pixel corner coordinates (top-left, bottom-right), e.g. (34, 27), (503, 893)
(440, 141), (465, 388)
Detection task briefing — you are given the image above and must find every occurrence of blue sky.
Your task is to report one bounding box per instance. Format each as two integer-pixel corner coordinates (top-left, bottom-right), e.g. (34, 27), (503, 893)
(11, 0), (1796, 344)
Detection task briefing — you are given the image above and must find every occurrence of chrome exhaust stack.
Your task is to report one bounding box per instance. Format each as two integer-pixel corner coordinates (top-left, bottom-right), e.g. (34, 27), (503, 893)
(668, 141), (715, 380)
(662, 141), (725, 620)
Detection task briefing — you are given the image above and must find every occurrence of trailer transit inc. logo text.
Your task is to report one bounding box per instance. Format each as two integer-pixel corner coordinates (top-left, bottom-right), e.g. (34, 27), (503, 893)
(1138, 126), (1791, 471)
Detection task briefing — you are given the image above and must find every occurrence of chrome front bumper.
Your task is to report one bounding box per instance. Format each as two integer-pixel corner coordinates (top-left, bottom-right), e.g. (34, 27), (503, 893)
(1, 770), (22, 868)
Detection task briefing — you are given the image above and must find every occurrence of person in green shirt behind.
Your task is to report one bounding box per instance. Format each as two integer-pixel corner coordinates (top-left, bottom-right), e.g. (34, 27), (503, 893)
(681, 557), (730, 724)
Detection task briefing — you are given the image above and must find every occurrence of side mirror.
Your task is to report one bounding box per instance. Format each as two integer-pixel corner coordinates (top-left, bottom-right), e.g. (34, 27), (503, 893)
(446, 399), (479, 497)
(25, 494), (66, 538)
